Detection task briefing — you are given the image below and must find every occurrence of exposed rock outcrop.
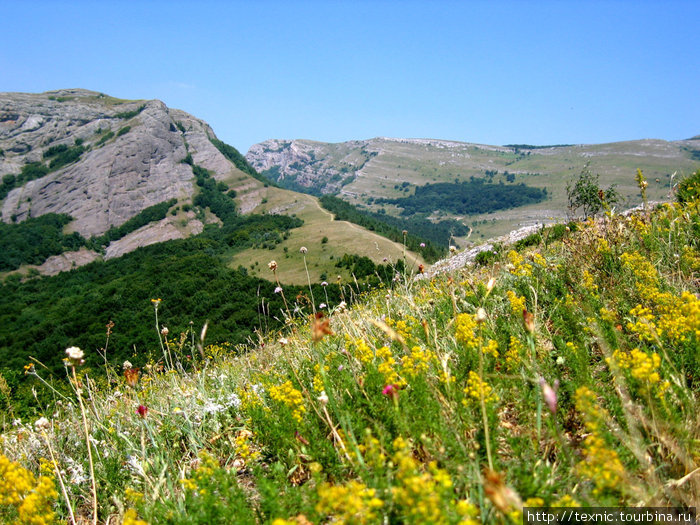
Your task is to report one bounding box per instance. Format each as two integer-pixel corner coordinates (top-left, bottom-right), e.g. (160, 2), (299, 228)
(0, 89), (240, 238)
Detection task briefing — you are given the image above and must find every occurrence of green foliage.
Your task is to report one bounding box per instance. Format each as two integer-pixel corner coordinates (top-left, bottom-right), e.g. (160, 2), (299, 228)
(1, 173), (698, 522)
(379, 179), (548, 216)
(676, 168), (700, 204)
(113, 104), (145, 119)
(90, 199), (178, 248)
(43, 143), (86, 170)
(0, 213), (87, 271)
(209, 137), (277, 187)
(566, 163), (621, 219)
(319, 195), (450, 262)
(116, 126), (131, 137)
(95, 130), (115, 146)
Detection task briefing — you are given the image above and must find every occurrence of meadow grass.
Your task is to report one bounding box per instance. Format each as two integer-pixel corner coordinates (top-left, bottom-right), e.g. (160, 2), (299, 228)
(1, 172), (698, 524)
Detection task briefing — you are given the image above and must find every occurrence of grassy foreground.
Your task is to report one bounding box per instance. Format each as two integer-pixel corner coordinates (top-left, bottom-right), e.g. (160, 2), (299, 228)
(1, 174), (698, 524)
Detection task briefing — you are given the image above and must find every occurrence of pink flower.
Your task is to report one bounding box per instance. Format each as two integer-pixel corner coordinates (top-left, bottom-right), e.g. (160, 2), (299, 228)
(382, 384), (399, 400)
(539, 377), (559, 414)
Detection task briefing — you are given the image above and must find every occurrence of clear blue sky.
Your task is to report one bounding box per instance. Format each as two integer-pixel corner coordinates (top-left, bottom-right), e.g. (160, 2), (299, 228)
(1, 0), (698, 153)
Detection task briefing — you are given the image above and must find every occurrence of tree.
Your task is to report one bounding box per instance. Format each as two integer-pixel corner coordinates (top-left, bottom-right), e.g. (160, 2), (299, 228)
(566, 163), (621, 220)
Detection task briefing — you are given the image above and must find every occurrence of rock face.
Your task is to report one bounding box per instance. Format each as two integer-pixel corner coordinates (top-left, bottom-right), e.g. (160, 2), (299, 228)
(246, 138), (377, 194)
(0, 89), (239, 238)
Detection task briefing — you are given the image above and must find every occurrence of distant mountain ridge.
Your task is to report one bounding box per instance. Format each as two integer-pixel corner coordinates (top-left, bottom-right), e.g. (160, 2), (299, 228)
(246, 136), (700, 241)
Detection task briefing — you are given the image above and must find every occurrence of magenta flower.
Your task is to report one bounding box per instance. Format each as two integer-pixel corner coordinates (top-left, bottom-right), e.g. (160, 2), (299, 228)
(382, 384), (399, 400)
(136, 405), (148, 418)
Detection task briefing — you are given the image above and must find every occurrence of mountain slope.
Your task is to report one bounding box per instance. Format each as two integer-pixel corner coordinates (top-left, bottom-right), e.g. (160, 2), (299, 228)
(246, 136), (700, 241)
(0, 90), (416, 279)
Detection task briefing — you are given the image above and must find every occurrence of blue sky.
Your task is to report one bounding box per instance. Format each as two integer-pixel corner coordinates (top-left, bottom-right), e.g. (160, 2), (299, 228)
(1, 0), (698, 153)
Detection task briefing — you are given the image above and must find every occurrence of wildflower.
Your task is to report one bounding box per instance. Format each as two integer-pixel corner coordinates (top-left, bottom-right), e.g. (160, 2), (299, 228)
(539, 377), (559, 414)
(336, 301), (347, 312)
(65, 346), (85, 366)
(321, 281), (328, 287)
(278, 337), (289, 346)
(34, 417), (50, 431)
(23, 363), (36, 375)
(160, 326), (169, 337)
(316, 480), (383, 524)
(418, 264), (425, 274)
(268, 260), (278, 271)
(311, 312), (333, 343)
(382, 384), (399, 400)
(151, 298), (161, 307)
(420, 242), (426, 248)
(269, 381), (306, 423)
(124, 367), (140, 388)
(475, 308), (487, 324)
(274, 286), (283, 293)
(463, 371), (498, 405)
(123, 508), (148, 525)
(486, 277), (496, 293)
(136, 405), (148, 418)
(122, 360), (133, 370)
(522, 310), (535, 334)
(319, 303), (327, 309)
(449, 245), (457, 253)
(317, 391), (329, 405)
(300, 246), (308, 254)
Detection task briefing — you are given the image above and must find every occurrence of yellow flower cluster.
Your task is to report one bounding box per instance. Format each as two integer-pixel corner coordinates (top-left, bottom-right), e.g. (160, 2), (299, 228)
(455, 313), (478, 349)
(463, 371), (498, 406)
(376, 346), (405, 387)
(598, 307), (616, 323)
(620, 252), (659, 300)
(401, 345), (437, 378)
(349, 337), (374, 364)
(269, 381), (306, 423)
(385, 316), (416, 341)
(312, 362), (329, 393)
(574, 388), (625, 495)
(391, 437), (453, 524)
(316, 480), (383, 524)
(483, 339), (499, 358)
(506, 290), (526, 316)
(235, 430), (261, 463)
(505, 336), (523, 371)
(626, 304), (659, 342)
(180, 450), (219, 496)
(582, 270), (599, 294)
(123, 508), (149, 525)
(0, 454), (57, 525)
(608, 349), (670, 398)
(507, 250), (532, 277)
(656, 291), (700, 342)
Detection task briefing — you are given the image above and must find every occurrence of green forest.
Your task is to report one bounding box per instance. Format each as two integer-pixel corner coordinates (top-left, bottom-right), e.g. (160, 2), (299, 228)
(319, 195), (468, 259)
(379, 179), (548, 216)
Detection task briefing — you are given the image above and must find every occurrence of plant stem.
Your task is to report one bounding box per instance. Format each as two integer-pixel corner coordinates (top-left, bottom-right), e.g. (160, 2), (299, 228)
(73, 366), (98, 525)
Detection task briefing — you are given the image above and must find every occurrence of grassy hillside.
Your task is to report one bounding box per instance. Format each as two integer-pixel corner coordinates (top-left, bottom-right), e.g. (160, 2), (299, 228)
(0, 171), (698, 524)
(229, 186), (424, 285)
(249, 137), (700, 244)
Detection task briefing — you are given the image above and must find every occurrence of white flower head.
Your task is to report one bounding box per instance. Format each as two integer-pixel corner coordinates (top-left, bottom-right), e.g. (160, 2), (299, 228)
(34, 417), (50, 431)
(122, 360), (133, 370)
(65, 346), (85, 365)
(300, 246), (308, 254)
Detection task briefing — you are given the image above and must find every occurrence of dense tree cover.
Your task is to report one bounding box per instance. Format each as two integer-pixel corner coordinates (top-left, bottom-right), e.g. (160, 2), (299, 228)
(0, 214), (87, 271)
(90, 199), (178, 248)
(378, 179), (548, 216)
(319, 195), (467, 260)
(209, 137), (277, 187)
(335, 253), (405, 283)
